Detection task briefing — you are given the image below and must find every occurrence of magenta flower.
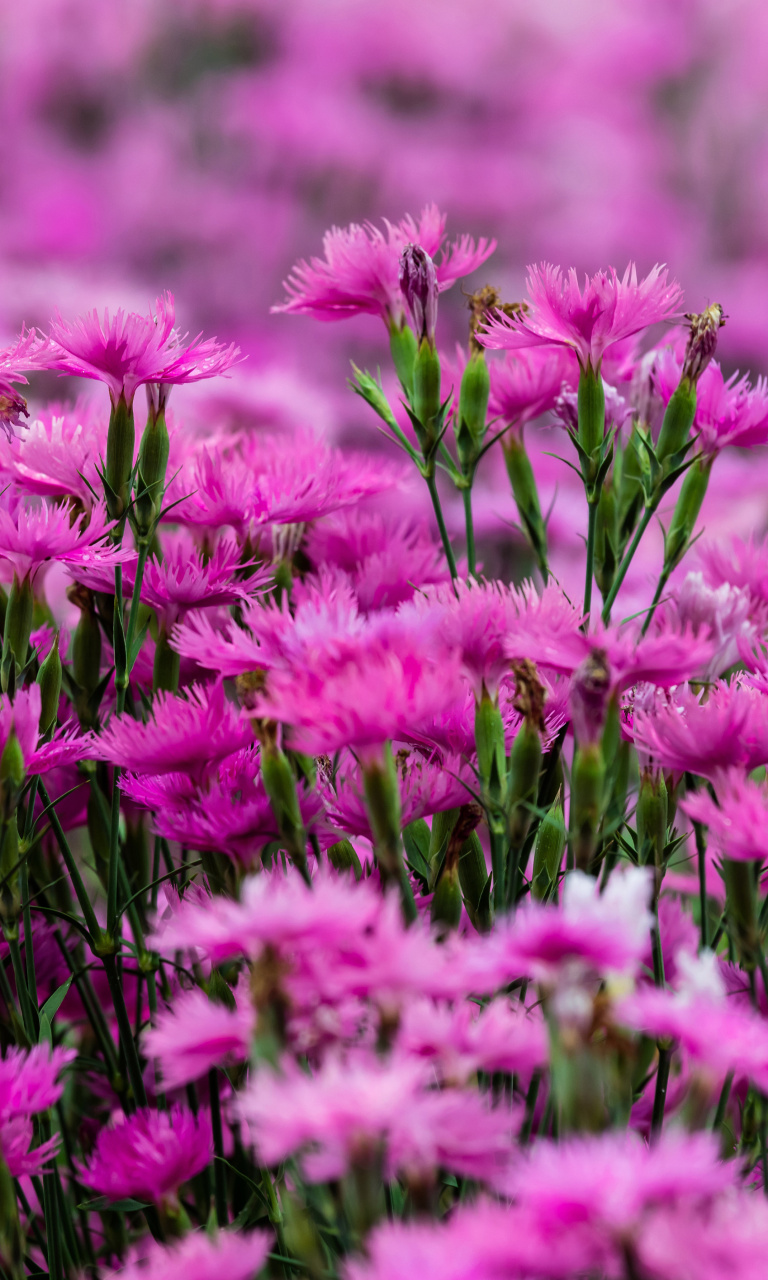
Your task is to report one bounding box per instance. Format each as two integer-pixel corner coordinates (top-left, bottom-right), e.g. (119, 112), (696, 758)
(699, 533), (768, 614)
(103, 1231), (271, 1280)
(655, 349), (768, 454)
(489, 346), (578, 433)
(0, 1045), (75, 1177)
(305, 510), (452, 611)
(480, 263), (682, 368)
(123, 747), (323, 865)
(143, 987), (255, 1090)
(274, 205), (494, 328)
(630, 682), (768, 780)
(0, 685), (89, 779)
(77, 534), (272, 630)
(252, 610), (464, 760)
(639, 1193), (768, 1280)
(0, 329), (48, 440)
(78, 1104), (212, 1206)
(680, 769), (768, 862)
(92, 680), (255, 782)
(0, 401), (108, 505)
(44, 292), (240, 407)
(0, 496), (126, 584)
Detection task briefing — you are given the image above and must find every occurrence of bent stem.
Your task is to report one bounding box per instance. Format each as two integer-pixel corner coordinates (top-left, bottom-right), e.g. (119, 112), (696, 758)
(425, 471), (458, 581)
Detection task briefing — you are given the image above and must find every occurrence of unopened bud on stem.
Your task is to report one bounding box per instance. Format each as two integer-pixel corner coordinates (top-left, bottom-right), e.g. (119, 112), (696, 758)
(399, 245), (438, 347)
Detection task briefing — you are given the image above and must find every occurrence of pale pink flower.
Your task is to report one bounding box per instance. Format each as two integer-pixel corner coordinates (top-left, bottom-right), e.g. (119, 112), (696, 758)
(639, 1192), (768, 1280)
(680, 769), (768, 862)
(397, 997), (548, 1083)
(466, 867), (654, 989)
(103, 1231), (272, 1280)
(77, 1104), (212, 1205)
(479, 263), (682, 367)
(44, 292), (240, 406)
(618, 948), (768, 1092)
(143, 987), (256, 1090)
(0, 328), (47, 439)
(698, 533), (768, 615)
(274, 205), (494, 327)
(665, 570), (759, 677)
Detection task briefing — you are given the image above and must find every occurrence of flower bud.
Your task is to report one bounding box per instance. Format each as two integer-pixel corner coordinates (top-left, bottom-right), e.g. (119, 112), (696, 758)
(454, 351), (490, 472)
(502, 434), (548, 577)
(654, 378), (697, 465)
(134, 403), (170, 536)
(636, 769), (668, 892)
(105, 392), (136, 521)
(72, 594), (102, 698)
(663, 453), (713, 574)
(153, 626), (180, 694)
(458, 829), (490, 928)
(36, 630), (62, 736)
(593, 476), (617, 601)
(260, 742), (309, 883)
(411, 339), (442, 455)
(1, 574), (33, 692)
(327, 838), (362, 879)
(724, 857), (760, 970)
(474, 690), (507, 809)
(569, 649), (611, 747)
(570, 741), (606, 872)
(532, 793), (566, 900)
(681, 304), (725, 386)
(508, 660), (545, 850)
(388, 323), (418, 398)
(577, 361), (605, 458)
(430, 861), (462, 936)
(399, 244), (438, 347)
(0, 731), (25, 793)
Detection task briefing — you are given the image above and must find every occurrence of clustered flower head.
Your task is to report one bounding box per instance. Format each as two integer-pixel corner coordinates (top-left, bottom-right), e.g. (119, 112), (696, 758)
(6, 216), (768, 1280)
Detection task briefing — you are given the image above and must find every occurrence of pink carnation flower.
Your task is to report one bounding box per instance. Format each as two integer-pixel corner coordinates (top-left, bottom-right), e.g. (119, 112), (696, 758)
(505, 1129), (731, 1237)
(143, 987), (255, 1090)
(236, 1054), (514, 1186)
(0, 1045), (75, 1176)
(0, 685), (89, 778)
(467, 867), (654, 989)
(92, 680), (255, 782)
(479, 263), (682, 368)
(680, 769), (768, 861)
(0, 496), (126, 584)
(103, 1231), (271, 1280)
(639, 1192), (768, 1280)
(655, 350), (768, 454)
(44, 292), (240, 407)
(488, 346), (578, 433)
(630, 682), (768, 780)
(0, 401), (108, 505)
(698, 533), (768, 614)
(305, 510), (451, 611)
(274, 205), (494, 327)
(0, 329), (48, 439)
(77, 1104), (212, 1206)
(397, 996), (548, 1084)
(618, 949), (768, 1093)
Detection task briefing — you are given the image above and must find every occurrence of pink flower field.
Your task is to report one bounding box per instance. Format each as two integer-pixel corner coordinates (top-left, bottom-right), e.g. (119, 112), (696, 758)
(5, 3), (768, 1279)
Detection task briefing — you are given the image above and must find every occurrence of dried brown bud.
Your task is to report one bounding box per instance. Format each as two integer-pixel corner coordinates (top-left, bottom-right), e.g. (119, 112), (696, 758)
(682, 304), (726, 385)
(467, 286), (527, 353)
(511, 657), (547, 731)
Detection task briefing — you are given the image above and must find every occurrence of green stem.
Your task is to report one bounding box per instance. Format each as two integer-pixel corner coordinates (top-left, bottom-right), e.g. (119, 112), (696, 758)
(650, 1046), (671, 1143)
(692, 813), (709, 951)
(601, 504), (655, 623)
(37, 778), (102, 943)
(712, 1071), (733, 1131)
(583, 499), (598, 620)
(490, 824), (507, 915)
(19, 857), (37, 1026)
(38, 1116), (64, 1280)
(640, 570), (669, 637)
(5, 931), (36, 1039)
(102, 953), (147, 1110)
(462, 485), (476, 578)
(425, 472), (458, 580)
(261, 1168), (290, 1280)
(123, 538), (151, 683)
(520, 1070), (542, 1145)
(106, 765), (122, 941)
(209, 1069), (228, 1227)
